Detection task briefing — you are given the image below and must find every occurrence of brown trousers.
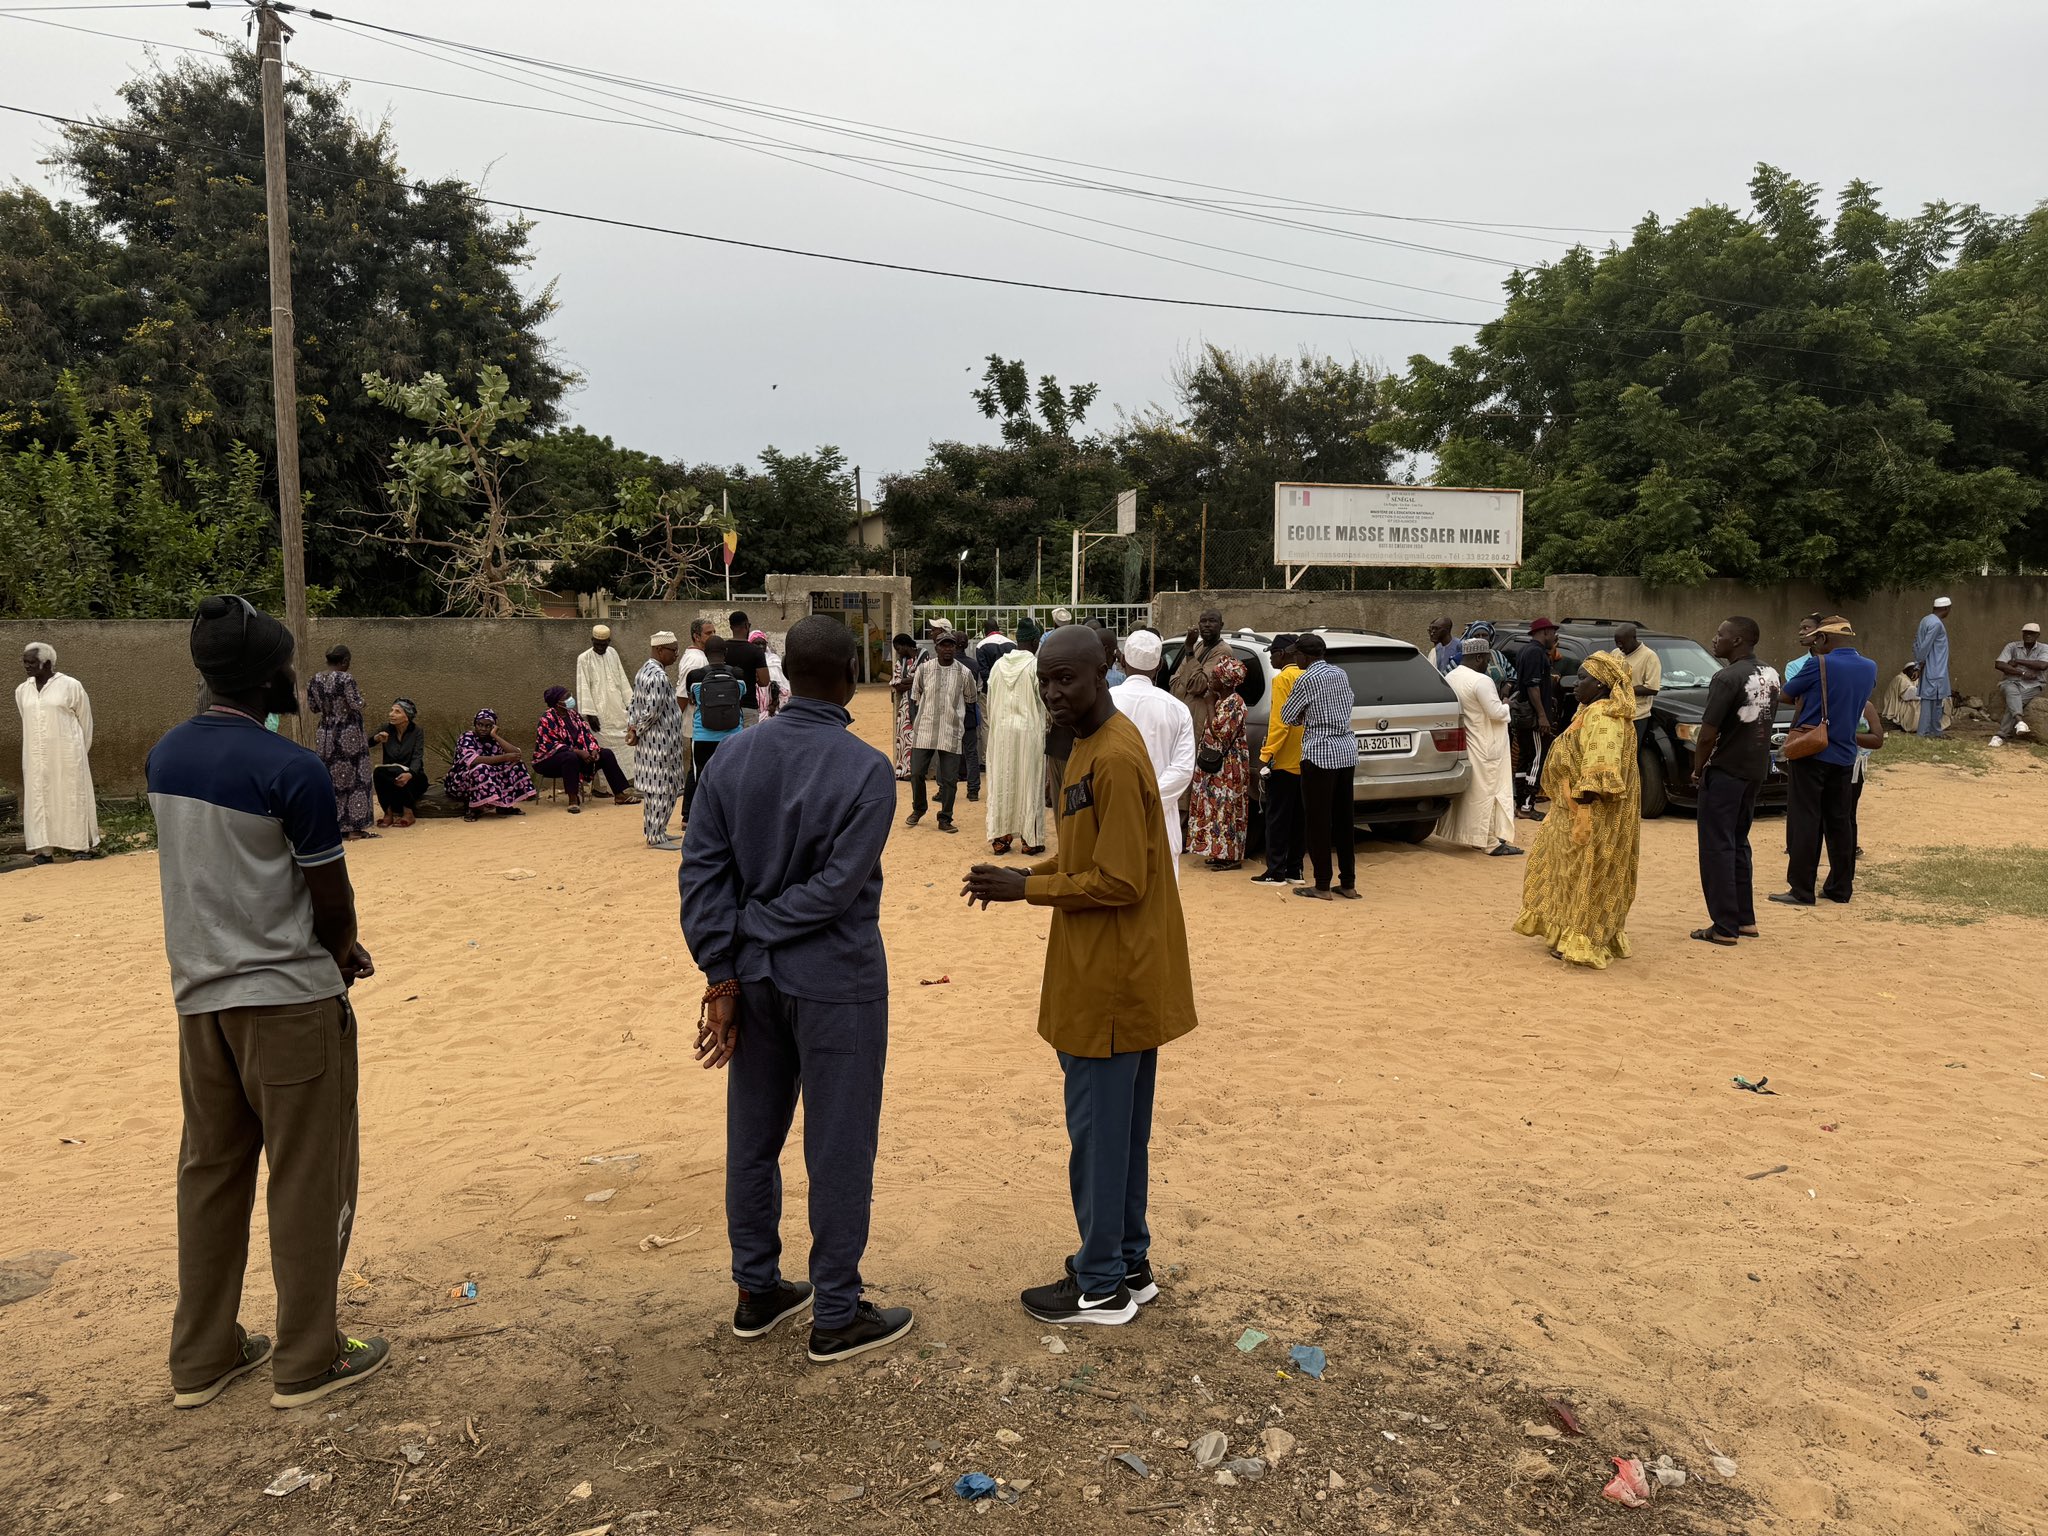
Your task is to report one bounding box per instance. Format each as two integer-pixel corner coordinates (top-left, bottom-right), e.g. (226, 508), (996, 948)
(170, 994), (359, 1393)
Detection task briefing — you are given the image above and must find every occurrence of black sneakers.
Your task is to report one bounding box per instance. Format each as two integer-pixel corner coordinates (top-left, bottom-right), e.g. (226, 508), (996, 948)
(732, 1280), (814, 1339)
(807, 1301), (915, 1364)
(269, 1335), (390, 1409)
(1022, 1273), (1137, 1325)
(1064, 1255), (1159, 1305)
(172, 1331), (272, 1409)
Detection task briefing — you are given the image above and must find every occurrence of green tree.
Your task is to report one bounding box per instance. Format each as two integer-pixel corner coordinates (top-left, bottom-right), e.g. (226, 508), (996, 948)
(882, 355), (1124, 599)
(357, 366), (541, 616)
(1376, 167), (2043, 593)
(1116, 345), (1395, 588)
(0, 46), (570, 611)
(0, 374), (314, 618)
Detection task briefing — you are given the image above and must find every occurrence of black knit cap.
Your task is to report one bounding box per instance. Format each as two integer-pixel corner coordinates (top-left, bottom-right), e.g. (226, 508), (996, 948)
(189, 594), (295, 693)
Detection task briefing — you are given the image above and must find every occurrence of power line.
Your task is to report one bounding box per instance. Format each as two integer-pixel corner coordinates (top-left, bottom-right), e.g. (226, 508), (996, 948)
(0, 100), (1483, 325)
(314, 11), (1630, 246)
(0, 3), (204, 11)
(314, 14), (1566, 272)
(299, 18), (1506, 318)
(1, 7), (1514, 316)
(7, 95), (2035, 418)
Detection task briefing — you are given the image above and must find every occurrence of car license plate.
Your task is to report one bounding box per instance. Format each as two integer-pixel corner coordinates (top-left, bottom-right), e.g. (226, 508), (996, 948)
(1356, 731), (1412, 755)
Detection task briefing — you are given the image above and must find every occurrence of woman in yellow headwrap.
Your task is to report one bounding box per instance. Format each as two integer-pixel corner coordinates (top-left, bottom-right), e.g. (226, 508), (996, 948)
(1512, 649), (1641, 967)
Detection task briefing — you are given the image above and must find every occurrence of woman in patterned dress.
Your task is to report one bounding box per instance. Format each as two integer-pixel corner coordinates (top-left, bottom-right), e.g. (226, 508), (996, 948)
(444, 708), (538, 819)
(306, 646), (375, 839)
(1511, 650), (1641, 967)
(1188, 655), (1251, 869)
(889, 633), (917, 780)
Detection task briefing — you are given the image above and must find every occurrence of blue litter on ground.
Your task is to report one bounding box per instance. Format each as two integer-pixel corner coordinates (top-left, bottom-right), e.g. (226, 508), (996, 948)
(1288, 1344), (1327, 1379)
(954, 1473), (997, 1501)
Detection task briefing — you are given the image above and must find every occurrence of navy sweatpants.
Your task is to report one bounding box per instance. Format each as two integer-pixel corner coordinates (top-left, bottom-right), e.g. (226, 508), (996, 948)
(1059, 1048), (1157, 1294)
(726, 981), (888, 1330)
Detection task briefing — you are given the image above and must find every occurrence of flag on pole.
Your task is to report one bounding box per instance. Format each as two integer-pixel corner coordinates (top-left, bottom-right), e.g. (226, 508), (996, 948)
(722, 530), (738, 568)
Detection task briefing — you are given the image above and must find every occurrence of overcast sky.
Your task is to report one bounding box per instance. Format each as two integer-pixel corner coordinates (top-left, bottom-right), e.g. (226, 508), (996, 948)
(4, 0), (2044, 487)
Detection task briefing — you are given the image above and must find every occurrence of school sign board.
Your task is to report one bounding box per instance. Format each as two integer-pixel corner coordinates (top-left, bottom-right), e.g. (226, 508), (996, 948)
(1272, 483), (1523, 583)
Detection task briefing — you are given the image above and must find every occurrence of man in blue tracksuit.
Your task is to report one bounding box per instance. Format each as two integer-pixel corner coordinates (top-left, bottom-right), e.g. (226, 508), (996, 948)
(679, 617), (914, 1364)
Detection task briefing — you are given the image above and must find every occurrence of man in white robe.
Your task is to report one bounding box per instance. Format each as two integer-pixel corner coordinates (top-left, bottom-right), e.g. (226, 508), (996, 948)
(1434, 639), (1520, 857)
(1109, 629), (1195, 878)
(16, 642), (101, 862)
(984, 623), (1049, 854)
(574, 624), (636, 783)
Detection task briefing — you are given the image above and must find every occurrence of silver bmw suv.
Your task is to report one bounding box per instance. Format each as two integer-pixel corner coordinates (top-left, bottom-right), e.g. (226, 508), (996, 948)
(1160, 629), (1471, 843)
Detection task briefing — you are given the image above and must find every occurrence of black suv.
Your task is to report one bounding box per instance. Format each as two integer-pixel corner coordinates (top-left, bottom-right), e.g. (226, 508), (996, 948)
(1485, 618), (1794, 817)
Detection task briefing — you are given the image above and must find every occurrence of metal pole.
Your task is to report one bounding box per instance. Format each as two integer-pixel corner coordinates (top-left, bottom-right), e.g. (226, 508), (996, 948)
(722, 486), (731, 606)
(1035, 538), (1042, 601)
(1198, 503), (1208, 591)
(257, 5), (308, 734)
(995, 549), (1001, 607)
(1070, 528), (1081, 608)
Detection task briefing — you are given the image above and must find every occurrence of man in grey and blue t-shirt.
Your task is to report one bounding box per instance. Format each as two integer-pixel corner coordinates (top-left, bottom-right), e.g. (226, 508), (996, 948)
(148, 596), (387, 1411)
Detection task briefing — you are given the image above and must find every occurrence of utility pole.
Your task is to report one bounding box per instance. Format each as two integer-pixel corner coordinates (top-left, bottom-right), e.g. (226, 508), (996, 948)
(1198, 503), (1208, 591)
(256, 4), (309, 726)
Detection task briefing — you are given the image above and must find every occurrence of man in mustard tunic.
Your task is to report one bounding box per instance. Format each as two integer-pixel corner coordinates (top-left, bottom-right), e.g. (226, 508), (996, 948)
(963, 626), (1198, 1325)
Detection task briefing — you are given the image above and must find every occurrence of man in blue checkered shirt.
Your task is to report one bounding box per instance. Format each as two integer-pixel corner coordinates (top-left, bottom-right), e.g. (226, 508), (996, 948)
(1280, 634), (1360, 899)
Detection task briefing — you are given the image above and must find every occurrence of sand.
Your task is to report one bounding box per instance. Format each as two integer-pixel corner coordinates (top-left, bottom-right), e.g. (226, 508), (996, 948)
(1, 688), (2043, 1534)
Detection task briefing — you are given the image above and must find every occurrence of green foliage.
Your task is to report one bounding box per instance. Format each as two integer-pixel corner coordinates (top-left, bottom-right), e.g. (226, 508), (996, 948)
(1376, 167), (2046, 595)
(880, 348), (1395, 598)
(0, 46), (569, 613)
(0, 375), (323, 617)
(358, 366), (544, 616)
(882, 356), (1125, 599)
(1120, 345), (1396, 587)
(733, 445), (855, 579)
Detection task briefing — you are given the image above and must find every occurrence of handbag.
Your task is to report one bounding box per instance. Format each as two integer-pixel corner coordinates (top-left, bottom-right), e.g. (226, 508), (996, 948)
(1781, 653), (1831, 761)
(1195, 743), (1226, 775)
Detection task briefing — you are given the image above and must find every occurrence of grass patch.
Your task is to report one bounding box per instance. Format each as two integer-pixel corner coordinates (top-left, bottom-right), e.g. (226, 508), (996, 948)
(1868, 733), (1992, 774)
(96, 796), (158, 855)
(1863, 844), (2048, 923)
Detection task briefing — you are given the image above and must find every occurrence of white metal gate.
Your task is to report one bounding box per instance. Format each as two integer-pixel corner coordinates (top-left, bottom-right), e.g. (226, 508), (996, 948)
(910, 601), (1154, 638)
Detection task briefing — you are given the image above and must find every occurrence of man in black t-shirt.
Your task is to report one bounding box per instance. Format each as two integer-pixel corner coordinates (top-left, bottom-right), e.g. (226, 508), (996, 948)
(722, 612), (776, 723)
(1689, 616), (1780, 945)
(1511, 619), (1564, 817)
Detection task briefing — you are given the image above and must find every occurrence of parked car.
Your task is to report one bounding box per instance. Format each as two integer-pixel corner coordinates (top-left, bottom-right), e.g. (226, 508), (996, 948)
(1484, 618), (1795, 816)
(1160, 630), (1470, 842)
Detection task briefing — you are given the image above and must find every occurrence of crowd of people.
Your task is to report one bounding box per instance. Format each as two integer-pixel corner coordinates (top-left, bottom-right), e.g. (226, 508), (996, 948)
(26, 582), (2032, 1415)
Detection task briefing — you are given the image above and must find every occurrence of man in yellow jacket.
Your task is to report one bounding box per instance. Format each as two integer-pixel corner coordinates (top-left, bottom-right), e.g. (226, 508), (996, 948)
(963, 626), (1198, 1325)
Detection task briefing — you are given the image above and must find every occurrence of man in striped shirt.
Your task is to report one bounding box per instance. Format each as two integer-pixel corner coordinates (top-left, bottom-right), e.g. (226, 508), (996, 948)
(1280, 634), (1360, 899)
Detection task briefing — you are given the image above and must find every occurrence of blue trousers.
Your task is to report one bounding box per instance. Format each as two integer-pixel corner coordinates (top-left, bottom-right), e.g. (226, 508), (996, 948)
(726, 982), (887, 1330)
(1917, 689), (1947, 736)
(1059, 1048), (1157, 1294)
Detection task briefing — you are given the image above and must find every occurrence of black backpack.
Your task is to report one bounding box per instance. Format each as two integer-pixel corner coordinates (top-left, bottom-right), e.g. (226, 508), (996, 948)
(697, 665), (744, 733)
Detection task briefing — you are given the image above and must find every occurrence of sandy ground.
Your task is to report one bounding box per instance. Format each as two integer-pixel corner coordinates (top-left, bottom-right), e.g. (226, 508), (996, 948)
(1, 686), (2044, 1536)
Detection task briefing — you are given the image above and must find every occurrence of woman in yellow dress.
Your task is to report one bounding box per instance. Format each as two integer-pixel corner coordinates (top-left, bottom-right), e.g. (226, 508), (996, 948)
(1512, 649), (1641, 968)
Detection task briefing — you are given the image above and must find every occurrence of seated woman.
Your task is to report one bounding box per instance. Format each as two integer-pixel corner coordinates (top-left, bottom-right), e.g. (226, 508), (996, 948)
(444, 708), (537, 820)
(370, 697), (430, 827)
(534, 685), (638, 813)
